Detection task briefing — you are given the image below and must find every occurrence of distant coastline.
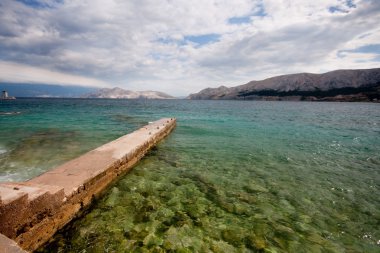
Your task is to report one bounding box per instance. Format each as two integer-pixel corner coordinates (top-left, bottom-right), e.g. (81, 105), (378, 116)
(188, 68), (380, 102)
(82, 87), (175, 99)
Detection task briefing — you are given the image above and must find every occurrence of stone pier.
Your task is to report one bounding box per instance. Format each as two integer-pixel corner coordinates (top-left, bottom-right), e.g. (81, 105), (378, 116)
(0, 118), (176, 252)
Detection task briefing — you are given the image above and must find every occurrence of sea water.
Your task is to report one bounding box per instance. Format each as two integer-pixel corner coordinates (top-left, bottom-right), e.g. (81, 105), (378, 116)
(1, 99), (379, 252)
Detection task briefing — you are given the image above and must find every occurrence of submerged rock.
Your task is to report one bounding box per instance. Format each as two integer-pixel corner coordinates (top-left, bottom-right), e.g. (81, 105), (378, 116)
(245, 233), (267, 251)
(143, 233), (164, 247)
(105, 187), (120, 207)
(210, 240), (236, 253)
(221, 228), (246, 247)
(243, 184), (269, 194)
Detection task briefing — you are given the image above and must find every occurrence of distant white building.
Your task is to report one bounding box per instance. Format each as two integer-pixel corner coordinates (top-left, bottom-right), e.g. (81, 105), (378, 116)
(2, 90), (8, 98)
(1, 90), (16, 100)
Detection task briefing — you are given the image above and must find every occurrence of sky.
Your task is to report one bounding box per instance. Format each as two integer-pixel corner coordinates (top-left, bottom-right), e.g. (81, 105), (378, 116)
(0, 0), (379, 96)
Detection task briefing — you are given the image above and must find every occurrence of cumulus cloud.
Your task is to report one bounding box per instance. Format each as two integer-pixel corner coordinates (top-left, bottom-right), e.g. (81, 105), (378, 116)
(0, 0), (379, 95)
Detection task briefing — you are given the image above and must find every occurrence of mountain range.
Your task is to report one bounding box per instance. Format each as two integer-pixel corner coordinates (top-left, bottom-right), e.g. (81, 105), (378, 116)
(188, 68), (380, 102)
(82, 87), (174, 99)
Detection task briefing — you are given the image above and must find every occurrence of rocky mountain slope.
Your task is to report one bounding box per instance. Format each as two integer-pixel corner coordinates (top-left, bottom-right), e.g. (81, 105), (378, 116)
(82, 87), (174, 99)
(188, 68), (380, 101)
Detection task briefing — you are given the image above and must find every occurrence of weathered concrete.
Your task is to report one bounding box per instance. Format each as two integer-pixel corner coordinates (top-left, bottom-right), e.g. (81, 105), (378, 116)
(0, 234), (28, 253)
(0, 118), (176, 252)
(0, 182), (64, 240)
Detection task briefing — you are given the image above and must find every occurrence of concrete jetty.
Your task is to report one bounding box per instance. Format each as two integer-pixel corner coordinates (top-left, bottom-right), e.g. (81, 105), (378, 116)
(0, 118), (176, 252)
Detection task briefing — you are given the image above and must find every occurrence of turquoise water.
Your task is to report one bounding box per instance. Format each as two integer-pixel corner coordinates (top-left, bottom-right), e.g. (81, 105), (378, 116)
(1, 99), (379, 252)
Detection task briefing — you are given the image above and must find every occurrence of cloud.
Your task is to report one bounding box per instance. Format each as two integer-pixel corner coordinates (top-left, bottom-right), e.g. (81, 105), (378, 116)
(0, 61), (108, 87)
(195, 0), (380, 80)
(0, 0), (379, 95)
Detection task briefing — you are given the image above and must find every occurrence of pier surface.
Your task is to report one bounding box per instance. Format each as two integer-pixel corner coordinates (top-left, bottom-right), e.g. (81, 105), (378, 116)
(0, 118), (176, 252)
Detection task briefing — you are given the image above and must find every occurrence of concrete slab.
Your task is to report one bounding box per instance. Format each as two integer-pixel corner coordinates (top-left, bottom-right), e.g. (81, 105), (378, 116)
(0, 234), (28, 253)
(0, 183), (61, 202)
(29, 118), (175, 198)
(0, 118), (176, 252)
(0, 186), (27, 206)
(0, 182), (65, 240)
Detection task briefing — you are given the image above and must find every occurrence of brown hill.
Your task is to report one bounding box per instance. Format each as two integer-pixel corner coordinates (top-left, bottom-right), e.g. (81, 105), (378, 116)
(188, 68), (380, 102)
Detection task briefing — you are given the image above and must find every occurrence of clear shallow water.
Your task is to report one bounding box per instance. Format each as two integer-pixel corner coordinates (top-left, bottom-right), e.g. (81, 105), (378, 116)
(0, 98), (155, 181)
(1, 99), (379, 252)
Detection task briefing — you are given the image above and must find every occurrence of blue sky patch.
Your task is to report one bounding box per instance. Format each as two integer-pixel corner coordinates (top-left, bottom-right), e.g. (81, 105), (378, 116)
(228, 4), (266, 25)
(254, 4), (267, 17)
(338, 44), (380, 58)
(329, 6), (348, 13)
(184, 34), (221, 46)
(351, 44), (380, 54)
(228, 16), (251, 25)
(346, 44), (380, 54)
(346, 0), (356, 8)
(329, 0), (356, 13)
(16, 0), (63, 9)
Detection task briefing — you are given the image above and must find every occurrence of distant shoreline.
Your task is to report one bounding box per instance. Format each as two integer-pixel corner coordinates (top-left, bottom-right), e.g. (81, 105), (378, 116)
(2, 97), (379, 103)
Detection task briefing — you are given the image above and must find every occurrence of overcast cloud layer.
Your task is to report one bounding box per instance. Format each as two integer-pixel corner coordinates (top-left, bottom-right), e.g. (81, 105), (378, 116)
(0, 0), (379, 95)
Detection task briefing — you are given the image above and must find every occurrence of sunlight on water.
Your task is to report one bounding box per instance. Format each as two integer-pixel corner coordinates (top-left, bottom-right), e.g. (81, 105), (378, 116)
(1, 99), (379, 252)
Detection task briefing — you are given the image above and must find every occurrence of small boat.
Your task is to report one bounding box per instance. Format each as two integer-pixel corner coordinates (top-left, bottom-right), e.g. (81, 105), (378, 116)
(0, 90), (16, 100)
